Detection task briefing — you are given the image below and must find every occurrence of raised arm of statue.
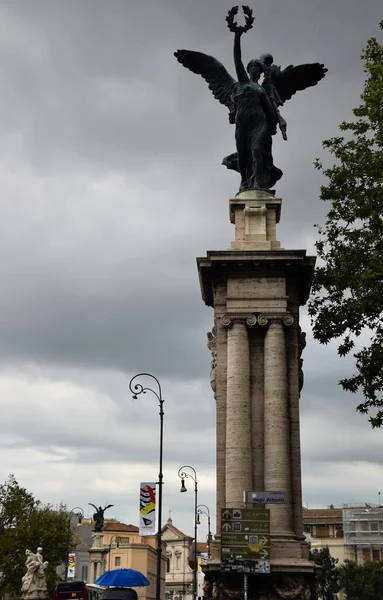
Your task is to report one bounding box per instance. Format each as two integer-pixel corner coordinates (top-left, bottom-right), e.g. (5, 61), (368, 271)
(226, 6), (253, 84)
(233, 32), (248, 83)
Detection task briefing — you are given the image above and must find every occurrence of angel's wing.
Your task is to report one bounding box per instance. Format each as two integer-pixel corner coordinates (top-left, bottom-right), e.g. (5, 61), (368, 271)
(272, 63), (327, 104)
(88, 503), (98, 512)
(174, 50), (237, 111)
(104, 504), (114, 511)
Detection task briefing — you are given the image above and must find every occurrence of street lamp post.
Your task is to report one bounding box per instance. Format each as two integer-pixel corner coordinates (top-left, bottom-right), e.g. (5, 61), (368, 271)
(196, 504), (211, 559)
(129, 373), (164, 600)
(65, 507), (84, 581)
(178, 466), (198, 600)
(108, 535), (121, 571)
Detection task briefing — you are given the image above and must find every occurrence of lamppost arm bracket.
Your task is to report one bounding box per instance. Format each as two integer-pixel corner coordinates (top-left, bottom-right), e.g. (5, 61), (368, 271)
(129, 373), (163, 406)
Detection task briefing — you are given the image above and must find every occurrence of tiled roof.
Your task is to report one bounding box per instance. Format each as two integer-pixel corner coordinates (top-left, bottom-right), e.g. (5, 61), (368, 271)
(189, 541), (209, 558)
(302, 507), (342, 521)
(102, 522), (139, 532)
(196, 542), (208, 554)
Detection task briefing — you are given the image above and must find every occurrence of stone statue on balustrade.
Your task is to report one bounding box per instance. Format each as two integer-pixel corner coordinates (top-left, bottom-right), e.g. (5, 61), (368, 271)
(21, 548), (48, 600)
(175, 6), (327, 192)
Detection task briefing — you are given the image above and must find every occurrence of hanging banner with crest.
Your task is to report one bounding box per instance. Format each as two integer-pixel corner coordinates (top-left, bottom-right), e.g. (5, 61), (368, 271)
(67, 553), (76, 578)
(139, 482), (156, 536)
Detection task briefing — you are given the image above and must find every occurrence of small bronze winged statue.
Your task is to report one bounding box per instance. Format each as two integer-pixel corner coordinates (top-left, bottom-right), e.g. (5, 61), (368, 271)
(89, 503), (114, 532)
(175, 6), (327, 191)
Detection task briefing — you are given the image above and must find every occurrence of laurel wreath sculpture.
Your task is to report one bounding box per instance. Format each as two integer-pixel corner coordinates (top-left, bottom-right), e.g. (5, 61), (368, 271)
(226, 5), (255, 34)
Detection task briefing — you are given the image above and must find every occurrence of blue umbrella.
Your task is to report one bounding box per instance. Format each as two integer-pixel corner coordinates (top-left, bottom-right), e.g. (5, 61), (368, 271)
(95, 568), (150, 588)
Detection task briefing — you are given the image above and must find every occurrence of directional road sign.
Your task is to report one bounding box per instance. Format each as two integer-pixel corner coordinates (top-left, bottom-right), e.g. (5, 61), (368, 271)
(244, 490), (286, 505)
(220, 508), (270, 568)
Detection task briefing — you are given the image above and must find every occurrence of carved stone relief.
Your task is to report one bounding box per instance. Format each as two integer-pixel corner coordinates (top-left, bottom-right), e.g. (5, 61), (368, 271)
(207, 325), (217, 394)
(298, 326), (307, 395)
(272, 576), (311, 600)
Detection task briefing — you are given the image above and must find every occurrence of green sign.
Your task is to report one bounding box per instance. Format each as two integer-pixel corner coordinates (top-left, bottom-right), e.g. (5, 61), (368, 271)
(220, 508), (270, 562)
(222, 508), (270, 521)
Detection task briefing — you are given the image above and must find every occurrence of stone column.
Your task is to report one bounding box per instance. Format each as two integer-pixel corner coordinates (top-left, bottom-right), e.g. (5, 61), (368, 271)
(250, 328), (265, 490)
(214, 303), (228, 537)
(262, 315), (294, 535)
(223, 315), (255, 506)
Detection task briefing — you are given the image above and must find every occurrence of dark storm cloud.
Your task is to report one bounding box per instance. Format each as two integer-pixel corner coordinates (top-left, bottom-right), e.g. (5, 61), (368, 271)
(0, 365), (215, 474)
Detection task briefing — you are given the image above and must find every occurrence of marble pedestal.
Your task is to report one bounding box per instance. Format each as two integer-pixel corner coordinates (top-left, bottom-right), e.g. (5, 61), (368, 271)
(21, 592), (48, 600)
(197, 190), (316, 600)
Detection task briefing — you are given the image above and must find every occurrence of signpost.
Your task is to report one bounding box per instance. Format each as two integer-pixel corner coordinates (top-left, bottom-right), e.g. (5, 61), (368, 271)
(220, 508), (270, 573)
(244, 490), (286, 505)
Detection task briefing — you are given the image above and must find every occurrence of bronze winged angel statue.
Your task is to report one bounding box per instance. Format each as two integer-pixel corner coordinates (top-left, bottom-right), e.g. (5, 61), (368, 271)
(174, 6), (327, 191)
(89, 502), (114, 532)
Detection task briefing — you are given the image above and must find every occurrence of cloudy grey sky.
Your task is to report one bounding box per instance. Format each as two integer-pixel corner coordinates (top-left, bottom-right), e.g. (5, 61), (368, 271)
(0, 0), (382, 543)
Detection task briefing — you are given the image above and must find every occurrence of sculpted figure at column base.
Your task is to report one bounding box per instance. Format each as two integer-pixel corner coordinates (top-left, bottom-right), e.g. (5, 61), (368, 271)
(202, 571), (314, 600)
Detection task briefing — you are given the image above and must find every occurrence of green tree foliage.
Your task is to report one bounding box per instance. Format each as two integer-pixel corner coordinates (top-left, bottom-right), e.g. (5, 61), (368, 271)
(309, 21), (383, 427)
(0, 475), (74, 599)
(310, 546), (339, 600)
(338, 560), (383, 600)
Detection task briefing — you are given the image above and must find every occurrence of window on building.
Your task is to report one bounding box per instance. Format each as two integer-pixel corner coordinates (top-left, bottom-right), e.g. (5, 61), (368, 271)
(81, 565), (88, 581)
(167, 557), (170, 573)
(335, 525), (344, 538)
(362, 548), (371, 561)
(303, 525), (312, 534)
(316, 525), (329, 537)
(360, 521), (369, 532)
(370, 522), (379, 532)
(372, 548), (381, 561)
(115, 556), (121, 567)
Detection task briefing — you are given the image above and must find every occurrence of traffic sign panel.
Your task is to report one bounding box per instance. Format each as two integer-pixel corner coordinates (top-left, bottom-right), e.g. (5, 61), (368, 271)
(221, 521), (269, 536)
(220, 508), (270, 563)
(221, 533), (270, 545)
(222, 508), (270, 521)
(244, 490), (286, 505)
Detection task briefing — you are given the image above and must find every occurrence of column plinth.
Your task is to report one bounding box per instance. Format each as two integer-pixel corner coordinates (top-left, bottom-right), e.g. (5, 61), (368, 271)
(229, 190), (282, 251)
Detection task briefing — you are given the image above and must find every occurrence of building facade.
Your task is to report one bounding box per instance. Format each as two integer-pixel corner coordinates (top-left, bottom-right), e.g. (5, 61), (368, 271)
(162, 517), (207, 600)
(343, 505), (383, 563)
(303, 504), (383, 564)
(101, 521), (167, 600)
(303, 507), (345, 563)
(71, 520), (166, 600)
(162, 517), (194, 600)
